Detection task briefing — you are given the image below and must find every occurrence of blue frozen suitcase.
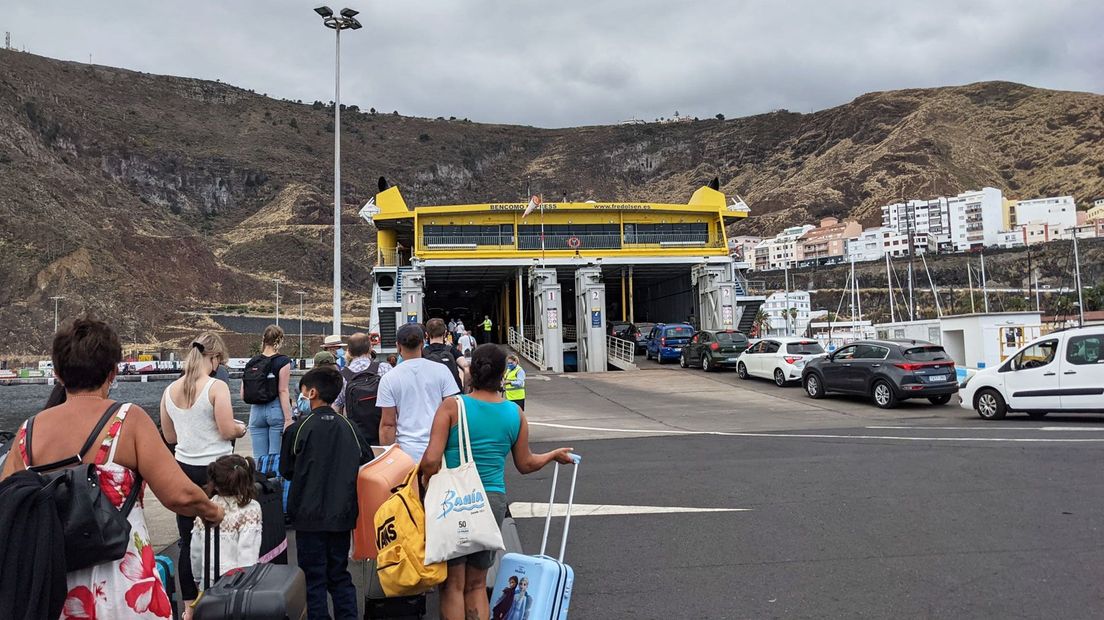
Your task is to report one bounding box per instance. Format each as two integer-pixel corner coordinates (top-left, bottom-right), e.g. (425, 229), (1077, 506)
(491, 455), (580, 620)
(255, 453), (290, 514)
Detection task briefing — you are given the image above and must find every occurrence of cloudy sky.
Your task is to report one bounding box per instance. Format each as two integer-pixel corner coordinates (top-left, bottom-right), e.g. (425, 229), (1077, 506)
(4, 0), (1102, 127)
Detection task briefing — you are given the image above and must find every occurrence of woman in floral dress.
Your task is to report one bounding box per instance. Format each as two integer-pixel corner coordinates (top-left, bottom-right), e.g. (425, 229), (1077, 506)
(0, 318), (223, 619)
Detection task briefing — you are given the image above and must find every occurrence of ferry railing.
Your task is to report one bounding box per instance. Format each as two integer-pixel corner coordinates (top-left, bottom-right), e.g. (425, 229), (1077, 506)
(421, 234), (514, 248)
(508, 327), (545, 369)
(607, 335), (638, 370)
(377, 248), (405, 267)
(623, 233), (721, 247)
(517, 234), (621, 250)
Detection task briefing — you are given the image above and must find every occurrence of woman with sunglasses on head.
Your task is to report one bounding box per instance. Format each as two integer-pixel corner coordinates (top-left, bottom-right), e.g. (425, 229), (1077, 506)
(160, 332), (246, 616)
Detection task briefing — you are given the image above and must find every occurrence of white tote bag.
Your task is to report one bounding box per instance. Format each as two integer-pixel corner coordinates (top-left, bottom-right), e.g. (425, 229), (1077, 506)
(424, 396), (505, 564)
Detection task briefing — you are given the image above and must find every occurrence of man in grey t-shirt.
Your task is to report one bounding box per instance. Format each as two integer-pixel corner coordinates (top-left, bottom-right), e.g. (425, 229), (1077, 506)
(377, 323), (459, 461)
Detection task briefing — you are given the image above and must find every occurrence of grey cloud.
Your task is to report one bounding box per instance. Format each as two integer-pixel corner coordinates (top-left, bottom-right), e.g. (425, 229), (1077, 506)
(4, 0), (1101, 127)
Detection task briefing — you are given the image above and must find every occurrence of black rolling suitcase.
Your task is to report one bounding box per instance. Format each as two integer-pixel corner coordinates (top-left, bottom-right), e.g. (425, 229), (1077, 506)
(254, 474), (289, 564)
(193, 525), (307, 620)
(362, 558), (426, 619)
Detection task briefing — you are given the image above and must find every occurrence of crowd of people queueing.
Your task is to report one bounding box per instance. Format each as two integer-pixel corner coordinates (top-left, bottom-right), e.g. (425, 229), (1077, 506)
(0, 315), (561, 620)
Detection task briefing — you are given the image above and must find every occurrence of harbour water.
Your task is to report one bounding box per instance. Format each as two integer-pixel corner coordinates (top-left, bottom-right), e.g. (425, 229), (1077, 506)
(0, 379), (253, 433)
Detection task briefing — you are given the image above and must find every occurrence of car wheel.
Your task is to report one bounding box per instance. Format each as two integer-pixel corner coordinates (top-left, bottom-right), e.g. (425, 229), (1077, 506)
(658, 354), (667, 365)
(679, 353), (688, 368)
(804, 374), (825, 399)
(773, 368), (787, 387)
(702, 355), (713, 372)
(974, 389), (1007, 420)
(928, 395), (952, 406)
(737, 363), (749, 380)
(1027, 411), (1048, 419)
(872, 380), (898, 409)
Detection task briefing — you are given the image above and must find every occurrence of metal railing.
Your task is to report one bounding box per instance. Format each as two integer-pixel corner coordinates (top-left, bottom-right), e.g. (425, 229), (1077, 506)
(623, 233), (717, 246)
(421, 234), (514, 248)
(377, 248), (406, 267)
(563, 325), (577, 342)
(518, 234), (621, 250)
(607, 335), (637, 369)
(508, 327), (545, 369)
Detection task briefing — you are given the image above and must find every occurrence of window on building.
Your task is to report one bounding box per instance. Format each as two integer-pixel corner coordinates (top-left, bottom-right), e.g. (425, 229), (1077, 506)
(423, 224), (514, 246)
(623, 222), (709, 244)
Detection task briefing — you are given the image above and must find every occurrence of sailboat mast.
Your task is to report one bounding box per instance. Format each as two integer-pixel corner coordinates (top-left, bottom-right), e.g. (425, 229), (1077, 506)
(980, 252), (989, 313)
(885, 253), (895, 323)
(967, 263), (976, 313)
(921, 253), (943, 317)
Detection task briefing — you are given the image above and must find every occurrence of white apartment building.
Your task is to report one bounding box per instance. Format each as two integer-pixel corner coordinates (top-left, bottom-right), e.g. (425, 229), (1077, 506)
(1011, 196), (1077, 231)
(993, 230), (1024, 249)
(881, 187), (1004, 253)
(751, 225), (814, 270)
(945, 187), (1005, 251)
(845, 227), (910, 262)
(763, 290), (812, 336)
(882, 197), (950, 254)
(728, 235), (762, 264)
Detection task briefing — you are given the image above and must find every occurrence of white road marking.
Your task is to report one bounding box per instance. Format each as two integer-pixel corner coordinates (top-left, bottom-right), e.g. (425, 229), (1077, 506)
(509, 502), (751, 518)
(529, 421), (1104, 443)
(867, 425), (1104, 432)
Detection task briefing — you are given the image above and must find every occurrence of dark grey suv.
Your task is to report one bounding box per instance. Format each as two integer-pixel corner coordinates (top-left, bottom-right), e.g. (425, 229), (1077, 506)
(801, 340), (958, 409)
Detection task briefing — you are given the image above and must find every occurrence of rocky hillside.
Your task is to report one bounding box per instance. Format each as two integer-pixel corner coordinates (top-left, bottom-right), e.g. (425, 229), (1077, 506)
(1, 50), (1102, 354)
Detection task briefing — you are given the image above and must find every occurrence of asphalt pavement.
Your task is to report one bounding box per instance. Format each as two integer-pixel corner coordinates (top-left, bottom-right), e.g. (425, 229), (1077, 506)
(506, 362), (1104, 619)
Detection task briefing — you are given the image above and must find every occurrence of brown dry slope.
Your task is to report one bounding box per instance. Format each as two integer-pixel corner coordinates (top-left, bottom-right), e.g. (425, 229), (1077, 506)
(0, 50), (1101, 354)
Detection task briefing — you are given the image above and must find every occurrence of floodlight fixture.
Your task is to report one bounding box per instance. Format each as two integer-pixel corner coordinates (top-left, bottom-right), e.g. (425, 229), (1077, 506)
(314, 6), (334, 17)
(340, 8), (359, 18)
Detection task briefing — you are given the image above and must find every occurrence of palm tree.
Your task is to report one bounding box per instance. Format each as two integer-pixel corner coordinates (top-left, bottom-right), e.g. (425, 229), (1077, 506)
(752, 309), (769, 337)
(787, 307), (799, 336)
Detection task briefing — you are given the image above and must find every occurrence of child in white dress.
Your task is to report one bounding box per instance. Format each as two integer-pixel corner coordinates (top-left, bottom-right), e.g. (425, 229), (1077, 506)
(190, 455), (262, 596)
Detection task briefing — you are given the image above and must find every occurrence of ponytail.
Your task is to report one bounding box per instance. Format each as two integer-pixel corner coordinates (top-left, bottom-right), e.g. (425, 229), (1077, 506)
(179, 332), (226, 407)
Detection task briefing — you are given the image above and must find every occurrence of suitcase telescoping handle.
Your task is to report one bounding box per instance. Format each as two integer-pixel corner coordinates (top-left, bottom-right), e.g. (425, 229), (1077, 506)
(203, 524), (220, 590)
(539, 453), (581, 562)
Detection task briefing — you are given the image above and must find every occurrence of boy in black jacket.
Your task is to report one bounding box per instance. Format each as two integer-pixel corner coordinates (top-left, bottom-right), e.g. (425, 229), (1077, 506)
(280, 366), (372, 620)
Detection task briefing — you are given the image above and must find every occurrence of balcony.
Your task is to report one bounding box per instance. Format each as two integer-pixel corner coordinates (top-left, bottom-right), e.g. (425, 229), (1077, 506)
(518, 233), (621, 250)
(422, 234), (515, 249)
(623, 232), (716, 247)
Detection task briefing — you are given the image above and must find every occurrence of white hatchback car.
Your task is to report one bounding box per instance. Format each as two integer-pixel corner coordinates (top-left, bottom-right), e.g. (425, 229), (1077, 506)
(960, 326), (1104, 420)
(737, 337), (827, 386)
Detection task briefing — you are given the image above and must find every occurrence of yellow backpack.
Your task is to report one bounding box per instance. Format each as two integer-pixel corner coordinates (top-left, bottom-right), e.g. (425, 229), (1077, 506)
(374, 466), (448, 596)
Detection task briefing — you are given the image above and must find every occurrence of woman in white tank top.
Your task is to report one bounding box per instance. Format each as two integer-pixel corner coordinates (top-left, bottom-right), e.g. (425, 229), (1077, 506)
(160, 333), (246, 613)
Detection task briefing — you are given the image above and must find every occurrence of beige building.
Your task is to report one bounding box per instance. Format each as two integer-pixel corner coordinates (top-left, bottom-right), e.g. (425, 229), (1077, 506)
(797, 217), (862, 265)
(1088, 198), (1104, 222)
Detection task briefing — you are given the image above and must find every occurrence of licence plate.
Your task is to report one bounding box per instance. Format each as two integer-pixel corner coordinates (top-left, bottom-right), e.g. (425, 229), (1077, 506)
(727, 357), (738, 362)
(928, 375), (948, 382)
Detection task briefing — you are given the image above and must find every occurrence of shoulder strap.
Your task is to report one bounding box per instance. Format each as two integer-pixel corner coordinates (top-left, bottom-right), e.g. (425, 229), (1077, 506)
(26, 401), (122, 471)
(368, 361), (380, 375)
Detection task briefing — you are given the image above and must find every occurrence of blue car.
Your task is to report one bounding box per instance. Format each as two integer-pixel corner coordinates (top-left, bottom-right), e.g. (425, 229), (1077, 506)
(645, 323), (696, 363)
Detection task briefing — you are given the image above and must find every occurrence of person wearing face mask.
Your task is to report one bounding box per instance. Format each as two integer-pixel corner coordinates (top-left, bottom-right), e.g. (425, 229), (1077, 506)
(503, 353), (526, 411)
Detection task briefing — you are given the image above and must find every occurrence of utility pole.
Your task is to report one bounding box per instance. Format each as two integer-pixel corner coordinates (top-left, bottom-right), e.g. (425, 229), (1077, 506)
(274, 279), (283, 326)
(296, 291), (307, 360)
(885, 253), (895, 323)
(967, 264), (976, 313)
(49, 296), (64, 333)
(905, 199), (917, 321)
(1073, 231), (1085, 327)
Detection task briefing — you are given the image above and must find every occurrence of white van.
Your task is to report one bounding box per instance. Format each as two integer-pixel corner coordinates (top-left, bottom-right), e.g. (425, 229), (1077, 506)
(959, 326), (1104, 419)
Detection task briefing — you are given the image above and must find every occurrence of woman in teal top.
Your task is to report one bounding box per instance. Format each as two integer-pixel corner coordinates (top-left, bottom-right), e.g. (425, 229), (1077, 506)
(421, 344), (573, 620)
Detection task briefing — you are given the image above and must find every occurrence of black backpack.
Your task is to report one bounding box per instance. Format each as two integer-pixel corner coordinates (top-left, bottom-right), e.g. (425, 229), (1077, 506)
(341, 363), (382, 444)
(242, 354), (286, 404)
(424, 344), (463, 392)
(24, 402), (144, 571)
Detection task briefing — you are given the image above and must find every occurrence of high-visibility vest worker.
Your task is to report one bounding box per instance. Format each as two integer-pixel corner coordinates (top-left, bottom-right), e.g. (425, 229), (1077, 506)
(482, 317), (492, 332)
(504, 355), (526, 410)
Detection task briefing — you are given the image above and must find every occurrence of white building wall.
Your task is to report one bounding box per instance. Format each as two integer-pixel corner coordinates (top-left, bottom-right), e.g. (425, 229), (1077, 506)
(1014, 196), (1077, 231)
(763, 291), (812, 336)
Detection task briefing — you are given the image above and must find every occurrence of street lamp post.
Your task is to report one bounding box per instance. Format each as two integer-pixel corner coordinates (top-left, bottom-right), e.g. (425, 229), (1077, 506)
(296, 291), (307, 360)
(314, 6), (362, 338)
(274, 278), (285, 326)
(49, 296), (64, 333)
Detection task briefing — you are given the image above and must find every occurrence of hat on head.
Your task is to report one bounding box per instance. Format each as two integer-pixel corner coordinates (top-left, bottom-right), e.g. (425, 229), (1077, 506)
(323, 334), (344, 348)
(396, 323), (425, 349)
(313, 350), (337, 366)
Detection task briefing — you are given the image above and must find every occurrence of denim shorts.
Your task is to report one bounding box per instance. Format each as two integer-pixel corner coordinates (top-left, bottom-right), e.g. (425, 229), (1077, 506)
(447, 492), (508, 569)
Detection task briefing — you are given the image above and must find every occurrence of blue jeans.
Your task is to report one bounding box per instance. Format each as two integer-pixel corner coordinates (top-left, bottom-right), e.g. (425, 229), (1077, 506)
(249, 399), (284, 457)
(296, 531), (358, 620)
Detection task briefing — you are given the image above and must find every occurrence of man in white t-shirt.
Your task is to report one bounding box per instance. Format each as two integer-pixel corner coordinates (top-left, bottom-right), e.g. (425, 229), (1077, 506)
(377, 323), (460, 461)
(458, 330), (477, 357)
